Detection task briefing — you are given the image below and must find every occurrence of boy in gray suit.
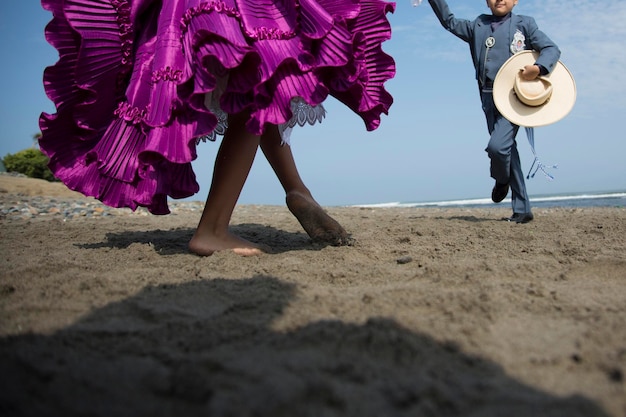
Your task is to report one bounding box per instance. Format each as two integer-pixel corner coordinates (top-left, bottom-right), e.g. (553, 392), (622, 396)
(427, 0), (560, 223)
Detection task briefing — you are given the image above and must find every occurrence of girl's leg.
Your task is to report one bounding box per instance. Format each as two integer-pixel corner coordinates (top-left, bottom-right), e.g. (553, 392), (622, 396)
(260, 126), (351, 246)
(189, 112), (264, 256)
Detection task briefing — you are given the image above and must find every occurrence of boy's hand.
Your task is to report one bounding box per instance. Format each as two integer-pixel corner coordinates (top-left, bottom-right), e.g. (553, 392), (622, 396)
(520, 64), (540, 80)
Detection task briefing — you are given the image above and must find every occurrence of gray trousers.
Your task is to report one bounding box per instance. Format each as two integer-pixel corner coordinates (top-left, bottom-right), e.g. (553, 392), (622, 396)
(481, 90), (531, 214)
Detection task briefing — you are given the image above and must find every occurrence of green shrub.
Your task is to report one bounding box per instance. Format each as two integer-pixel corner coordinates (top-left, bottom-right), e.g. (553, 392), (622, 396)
(3, 148), (58, 182)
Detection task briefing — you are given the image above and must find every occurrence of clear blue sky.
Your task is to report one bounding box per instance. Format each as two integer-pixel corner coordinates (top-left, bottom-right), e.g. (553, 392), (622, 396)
(1, 0), (624, 206)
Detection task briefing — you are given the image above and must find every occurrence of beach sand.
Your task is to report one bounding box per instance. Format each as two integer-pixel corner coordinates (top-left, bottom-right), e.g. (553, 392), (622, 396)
(1, 175), (625, 416)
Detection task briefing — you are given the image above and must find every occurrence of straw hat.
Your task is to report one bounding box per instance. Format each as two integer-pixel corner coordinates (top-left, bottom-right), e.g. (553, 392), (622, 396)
(493, 50), (576, 127)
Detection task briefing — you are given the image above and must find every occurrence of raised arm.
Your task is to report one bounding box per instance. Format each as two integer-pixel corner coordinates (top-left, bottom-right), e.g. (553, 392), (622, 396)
(428, 0), (474, 42)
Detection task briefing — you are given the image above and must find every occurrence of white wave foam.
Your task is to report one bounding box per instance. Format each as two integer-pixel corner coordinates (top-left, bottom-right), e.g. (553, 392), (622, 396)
(352, 192), (626, 209)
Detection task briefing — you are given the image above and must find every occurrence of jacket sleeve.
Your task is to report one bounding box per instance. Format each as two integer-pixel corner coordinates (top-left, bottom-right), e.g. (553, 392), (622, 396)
(524, 16), (561, 74)
(428, 0), (473, 42)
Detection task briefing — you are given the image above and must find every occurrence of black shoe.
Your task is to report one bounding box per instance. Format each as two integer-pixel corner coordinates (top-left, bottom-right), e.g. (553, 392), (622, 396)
(491, 182), (509, 203)
(503, 212), (534, 224)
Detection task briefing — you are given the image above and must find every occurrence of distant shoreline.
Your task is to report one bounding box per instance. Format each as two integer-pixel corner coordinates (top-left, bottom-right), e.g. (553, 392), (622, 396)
(354, 191), (626, 209)
(2, 173), (624, 211)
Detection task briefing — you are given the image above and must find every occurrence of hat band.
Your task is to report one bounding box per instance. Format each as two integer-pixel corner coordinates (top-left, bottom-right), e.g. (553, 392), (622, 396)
(514, 73), (553, 107)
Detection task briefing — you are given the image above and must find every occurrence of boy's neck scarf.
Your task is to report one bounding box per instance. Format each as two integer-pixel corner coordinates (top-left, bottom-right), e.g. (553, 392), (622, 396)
(491, 13), (511, 31)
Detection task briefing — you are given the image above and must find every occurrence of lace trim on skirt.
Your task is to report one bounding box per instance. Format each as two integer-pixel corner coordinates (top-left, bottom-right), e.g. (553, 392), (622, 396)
(199, 94), (325, 145)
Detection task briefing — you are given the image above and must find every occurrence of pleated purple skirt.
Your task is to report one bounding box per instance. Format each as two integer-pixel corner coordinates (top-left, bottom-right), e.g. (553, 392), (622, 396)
(39, 0), (396, 214)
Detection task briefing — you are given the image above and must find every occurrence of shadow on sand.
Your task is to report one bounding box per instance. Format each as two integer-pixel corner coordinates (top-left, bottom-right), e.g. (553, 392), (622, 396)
(0, 276), (610, 417)
(75, 224), (327, 255)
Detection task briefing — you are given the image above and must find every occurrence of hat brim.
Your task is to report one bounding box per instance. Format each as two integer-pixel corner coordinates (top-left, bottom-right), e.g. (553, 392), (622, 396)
(493, 51), (576, 127)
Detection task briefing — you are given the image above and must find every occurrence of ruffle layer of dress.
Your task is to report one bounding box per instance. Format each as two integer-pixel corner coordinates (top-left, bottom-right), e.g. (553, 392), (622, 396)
(39, 0), (396, 214)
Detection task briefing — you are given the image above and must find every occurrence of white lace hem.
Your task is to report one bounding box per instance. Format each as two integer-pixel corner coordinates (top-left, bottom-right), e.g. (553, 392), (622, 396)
(198, 93), (325, 146)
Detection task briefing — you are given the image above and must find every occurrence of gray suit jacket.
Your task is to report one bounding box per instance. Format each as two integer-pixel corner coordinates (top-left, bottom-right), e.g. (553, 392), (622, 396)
(428, 0), (560, 86)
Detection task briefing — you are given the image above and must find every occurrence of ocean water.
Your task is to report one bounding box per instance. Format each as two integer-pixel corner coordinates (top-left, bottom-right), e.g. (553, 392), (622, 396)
(355, 191), (626, 209)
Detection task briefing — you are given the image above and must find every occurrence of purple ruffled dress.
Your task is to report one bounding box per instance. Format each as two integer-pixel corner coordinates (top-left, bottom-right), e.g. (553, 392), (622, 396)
(39, 0), (396, 214)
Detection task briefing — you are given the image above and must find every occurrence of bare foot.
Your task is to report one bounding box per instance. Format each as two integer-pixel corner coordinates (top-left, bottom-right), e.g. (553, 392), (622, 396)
(286, 191), (352, 246)
(188, 230), (266, 257)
